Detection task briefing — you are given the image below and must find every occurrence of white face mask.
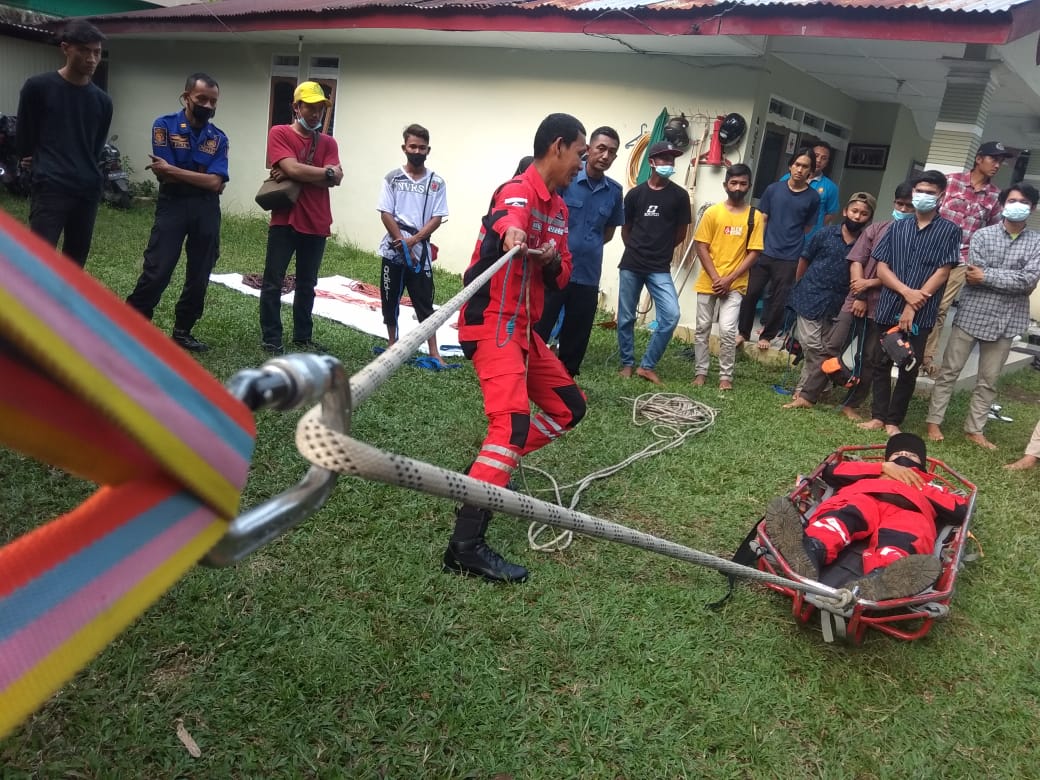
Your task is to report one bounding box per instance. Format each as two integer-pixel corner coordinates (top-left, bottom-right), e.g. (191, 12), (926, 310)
(297, 114), (323, 132)
(912, 192), (939, 212)
(1002, 202), (1031, 222)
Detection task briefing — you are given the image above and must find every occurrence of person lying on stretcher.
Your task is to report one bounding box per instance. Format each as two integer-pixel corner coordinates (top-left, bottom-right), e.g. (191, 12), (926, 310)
(766, 433), (969, 601)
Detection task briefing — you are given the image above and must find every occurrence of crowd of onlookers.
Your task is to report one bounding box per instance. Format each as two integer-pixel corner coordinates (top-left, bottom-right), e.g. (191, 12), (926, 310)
(13, 21), (1039, 582)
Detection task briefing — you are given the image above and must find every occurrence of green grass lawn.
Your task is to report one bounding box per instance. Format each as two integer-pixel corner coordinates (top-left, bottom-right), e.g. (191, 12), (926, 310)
(3, 192), (1040, 778)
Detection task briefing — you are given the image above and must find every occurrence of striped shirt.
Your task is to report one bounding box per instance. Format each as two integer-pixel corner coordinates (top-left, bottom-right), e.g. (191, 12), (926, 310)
(872, 214), (961, 329)
(955, 223), (1040, 341)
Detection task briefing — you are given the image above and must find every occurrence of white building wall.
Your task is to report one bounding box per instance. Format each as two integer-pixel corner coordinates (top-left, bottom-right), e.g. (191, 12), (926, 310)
(0, 37), (62, 113)
(104, 39), (860, 326)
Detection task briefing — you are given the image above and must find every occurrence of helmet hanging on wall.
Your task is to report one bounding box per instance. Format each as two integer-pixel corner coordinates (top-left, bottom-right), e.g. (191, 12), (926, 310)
(663, 114), (691, 149)
(718, 113), (747, 146)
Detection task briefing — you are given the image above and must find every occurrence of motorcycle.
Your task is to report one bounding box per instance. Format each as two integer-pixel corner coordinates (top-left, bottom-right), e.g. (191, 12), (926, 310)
(0, 113), (31, 197)
(99, 134), (131, 209)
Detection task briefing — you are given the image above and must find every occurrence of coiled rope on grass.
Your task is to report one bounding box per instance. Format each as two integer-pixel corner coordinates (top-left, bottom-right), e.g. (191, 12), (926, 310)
(525, 393), (718, 552)
(292, 243), (856, 607)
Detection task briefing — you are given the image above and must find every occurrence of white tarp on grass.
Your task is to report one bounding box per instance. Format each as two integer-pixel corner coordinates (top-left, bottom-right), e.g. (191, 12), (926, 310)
(210, 273), (463, 355)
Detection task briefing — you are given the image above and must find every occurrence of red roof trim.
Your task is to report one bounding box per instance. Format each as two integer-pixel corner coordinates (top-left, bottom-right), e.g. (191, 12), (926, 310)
(90, 5), (1027, 45)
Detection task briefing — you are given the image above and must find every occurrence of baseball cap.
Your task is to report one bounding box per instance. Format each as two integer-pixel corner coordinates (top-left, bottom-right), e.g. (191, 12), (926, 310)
(294, 81), (332, 105)
(976, 141), (1011, 158)
(648, 141), (683, 158)
(847, 191), (877, 214)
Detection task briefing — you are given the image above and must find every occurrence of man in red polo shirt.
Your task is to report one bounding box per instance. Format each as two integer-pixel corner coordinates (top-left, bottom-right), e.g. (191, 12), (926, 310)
(445, 113), (588, 584)
(259, 81), (343, 354)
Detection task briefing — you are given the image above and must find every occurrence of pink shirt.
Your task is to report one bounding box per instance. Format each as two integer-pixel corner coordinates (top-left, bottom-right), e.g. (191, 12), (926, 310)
(266, 124), (340, 237)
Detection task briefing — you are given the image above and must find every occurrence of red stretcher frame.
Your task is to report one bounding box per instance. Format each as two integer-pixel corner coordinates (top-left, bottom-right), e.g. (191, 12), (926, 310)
(753, 445), (978, 645)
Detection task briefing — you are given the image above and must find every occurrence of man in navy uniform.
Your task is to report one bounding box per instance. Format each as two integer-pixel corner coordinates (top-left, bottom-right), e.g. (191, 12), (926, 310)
(126, 73), (229, 352)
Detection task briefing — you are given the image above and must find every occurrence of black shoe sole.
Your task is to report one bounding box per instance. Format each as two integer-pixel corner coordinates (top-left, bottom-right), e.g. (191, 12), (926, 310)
(846, 555), (941, 602)
(764, 496), (818, 580)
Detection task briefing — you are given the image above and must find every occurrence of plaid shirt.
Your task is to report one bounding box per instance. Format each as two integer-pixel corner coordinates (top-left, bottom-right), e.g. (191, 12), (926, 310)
(938, 171), (1002, 263)
(954, 222), (1040, 341)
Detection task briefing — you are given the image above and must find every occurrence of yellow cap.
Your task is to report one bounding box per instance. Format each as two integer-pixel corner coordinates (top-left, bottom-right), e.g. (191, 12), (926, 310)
(293, 81), (331, 105)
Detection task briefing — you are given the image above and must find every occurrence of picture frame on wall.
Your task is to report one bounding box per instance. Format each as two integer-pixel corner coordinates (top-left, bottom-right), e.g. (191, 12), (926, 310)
(845, 144), (890, 170)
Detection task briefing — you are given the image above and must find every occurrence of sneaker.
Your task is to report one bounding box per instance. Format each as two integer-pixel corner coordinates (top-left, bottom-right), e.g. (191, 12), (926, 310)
(845, 555), (942, 601)
(172, 329), (210, 352)
(292, 339), (328, 353)
(443, 539), (528, 583)
(260, 342), (284, 355)
(763, 496), (824, 580)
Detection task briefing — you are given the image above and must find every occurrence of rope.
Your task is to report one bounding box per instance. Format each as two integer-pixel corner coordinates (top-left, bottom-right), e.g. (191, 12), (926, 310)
(300, 244), (858, 605)
(293, 407), (853, 606)
(525, 393), (718, 552)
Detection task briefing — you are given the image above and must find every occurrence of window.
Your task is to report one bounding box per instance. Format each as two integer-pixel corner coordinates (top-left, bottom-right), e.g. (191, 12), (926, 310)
(268, 55), (300, 128)
(267, 55), (340, 134)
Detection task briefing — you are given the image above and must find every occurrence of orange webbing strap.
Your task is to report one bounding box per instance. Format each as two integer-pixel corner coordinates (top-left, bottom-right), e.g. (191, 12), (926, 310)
(0, 210), (256, 736)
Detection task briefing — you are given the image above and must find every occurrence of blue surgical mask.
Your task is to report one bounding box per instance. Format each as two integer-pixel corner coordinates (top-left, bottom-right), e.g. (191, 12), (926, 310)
(912, 192), (938, 212)
(654, 164), (675, 178)
(891, 209), (913, 221)
(297, 115), (323, 132)
(1002, 202), (1031, 222)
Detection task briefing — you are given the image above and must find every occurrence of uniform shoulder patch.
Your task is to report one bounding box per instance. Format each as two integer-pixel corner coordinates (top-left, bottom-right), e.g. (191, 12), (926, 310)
(153, 126), (167, 146)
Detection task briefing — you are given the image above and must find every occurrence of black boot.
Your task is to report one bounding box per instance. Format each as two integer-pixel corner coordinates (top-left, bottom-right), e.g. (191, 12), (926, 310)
(443, 505), (528, 583)
(764, 496), (826, 580)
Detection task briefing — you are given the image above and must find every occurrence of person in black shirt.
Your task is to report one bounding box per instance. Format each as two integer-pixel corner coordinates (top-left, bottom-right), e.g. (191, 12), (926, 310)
(16, 21), (113, 268)
(616, 141), (692, 384)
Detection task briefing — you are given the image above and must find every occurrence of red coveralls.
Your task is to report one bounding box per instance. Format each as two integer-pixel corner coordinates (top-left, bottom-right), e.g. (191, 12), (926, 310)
(808, 460), (968, 575)
(458, 165), (587, 487)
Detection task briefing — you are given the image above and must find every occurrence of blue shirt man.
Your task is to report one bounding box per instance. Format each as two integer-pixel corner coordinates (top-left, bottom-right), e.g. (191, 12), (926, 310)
(126, 73), (229, 352)
(781, 142), (840, 241)
(535, 127), (625, 376)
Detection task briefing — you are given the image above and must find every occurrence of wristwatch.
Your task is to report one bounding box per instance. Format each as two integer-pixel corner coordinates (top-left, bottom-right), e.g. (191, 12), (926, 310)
(325, 166), (335, 181)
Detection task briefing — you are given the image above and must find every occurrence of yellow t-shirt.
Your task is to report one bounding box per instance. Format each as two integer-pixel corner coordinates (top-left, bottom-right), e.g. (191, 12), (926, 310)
(692, 202), (766, 295)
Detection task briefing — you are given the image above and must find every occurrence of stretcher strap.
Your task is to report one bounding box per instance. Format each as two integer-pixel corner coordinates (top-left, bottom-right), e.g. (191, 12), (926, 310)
(0, 210), (255, 516)
(0, 211), (255, 736)
(0, 483), (225, 735)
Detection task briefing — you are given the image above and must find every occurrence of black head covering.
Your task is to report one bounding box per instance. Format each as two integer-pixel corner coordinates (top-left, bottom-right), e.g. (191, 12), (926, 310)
(885, 432), (927, 467)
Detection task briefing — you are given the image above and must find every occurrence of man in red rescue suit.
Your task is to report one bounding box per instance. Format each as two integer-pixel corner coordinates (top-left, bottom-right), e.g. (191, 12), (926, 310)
(444, 113), (588, 584)
(765, 433), (968, 601)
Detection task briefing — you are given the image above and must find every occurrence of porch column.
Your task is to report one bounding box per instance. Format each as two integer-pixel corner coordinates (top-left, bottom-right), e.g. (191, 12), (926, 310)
(924, 55), (999, 175)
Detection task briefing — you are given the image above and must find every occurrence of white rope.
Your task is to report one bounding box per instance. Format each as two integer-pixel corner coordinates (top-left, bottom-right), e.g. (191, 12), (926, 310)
(288, 244), (855, 605)
(293, 406), (853, 605)
(525, 393), (718, 552)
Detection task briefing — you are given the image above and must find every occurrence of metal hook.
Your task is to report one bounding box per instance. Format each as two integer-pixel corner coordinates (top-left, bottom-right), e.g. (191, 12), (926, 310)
(203, 353), (351, 567)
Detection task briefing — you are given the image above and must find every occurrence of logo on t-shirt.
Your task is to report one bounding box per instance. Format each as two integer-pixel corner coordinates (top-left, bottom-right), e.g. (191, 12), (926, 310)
(723, 226), (745, 236)
(644, 205), (660, 217)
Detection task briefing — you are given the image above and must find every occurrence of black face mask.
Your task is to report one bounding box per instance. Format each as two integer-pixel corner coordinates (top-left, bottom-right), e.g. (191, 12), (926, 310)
(189, 99), (215, 123)
(727, 188), (748, 202)
(406, 152), (427, 167)
(843, 217), (865, 234)
(891, 456), (921, 469)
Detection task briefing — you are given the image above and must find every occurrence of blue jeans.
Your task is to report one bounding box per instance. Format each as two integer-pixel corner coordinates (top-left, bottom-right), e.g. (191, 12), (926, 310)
(616, 269), (680, 370)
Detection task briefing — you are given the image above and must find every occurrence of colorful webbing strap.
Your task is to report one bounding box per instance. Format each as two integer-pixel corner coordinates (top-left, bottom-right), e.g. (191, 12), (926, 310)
(0, 210), (256, 736)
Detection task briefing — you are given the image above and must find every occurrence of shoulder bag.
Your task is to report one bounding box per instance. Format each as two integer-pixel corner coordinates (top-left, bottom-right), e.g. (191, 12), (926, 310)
(255, 130), (320, 211)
